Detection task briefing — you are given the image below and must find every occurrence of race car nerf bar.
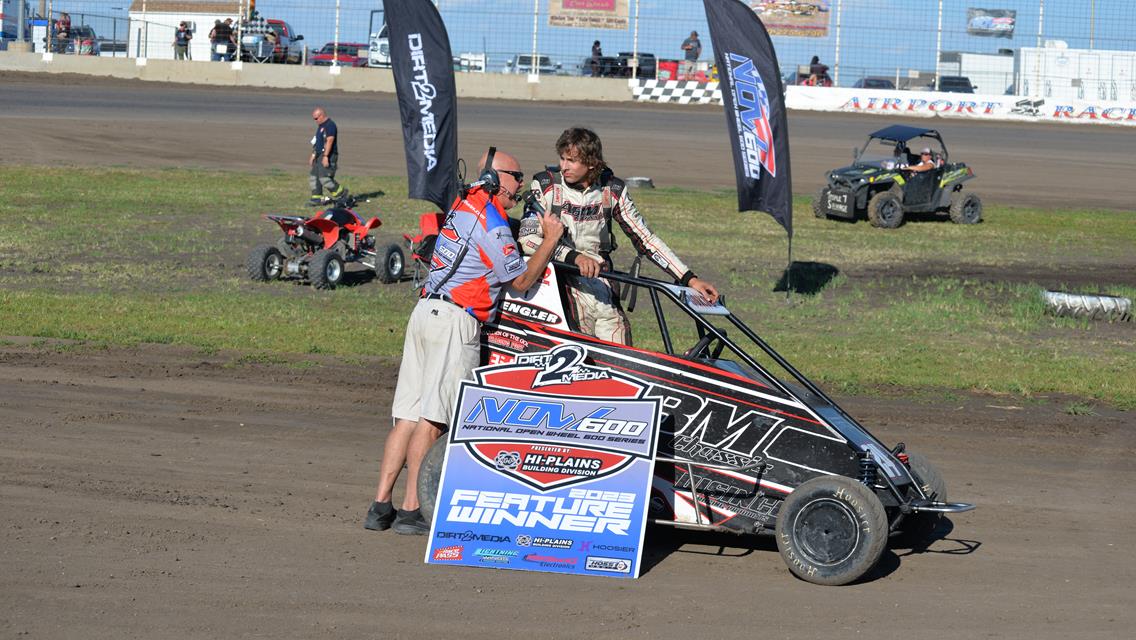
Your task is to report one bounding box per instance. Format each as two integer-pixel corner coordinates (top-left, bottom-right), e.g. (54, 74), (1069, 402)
(652, 455), (768, 534)
(864, 452), (976, 517)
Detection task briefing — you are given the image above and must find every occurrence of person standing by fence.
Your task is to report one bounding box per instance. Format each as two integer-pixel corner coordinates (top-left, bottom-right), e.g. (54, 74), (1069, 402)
(173, 22), (192, 60)
(680, 30), (701, 80)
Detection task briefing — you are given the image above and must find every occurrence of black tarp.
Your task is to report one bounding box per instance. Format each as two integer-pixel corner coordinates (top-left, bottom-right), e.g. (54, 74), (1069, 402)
(385, 0), (459, 212)
(703, 0), (793, 237)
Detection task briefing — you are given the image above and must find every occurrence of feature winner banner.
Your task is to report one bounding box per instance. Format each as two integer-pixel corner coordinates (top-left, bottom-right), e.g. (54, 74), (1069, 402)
(425, 345), (659, 579)
(385, 0), (459, 212)
(703, 0), (793, 237)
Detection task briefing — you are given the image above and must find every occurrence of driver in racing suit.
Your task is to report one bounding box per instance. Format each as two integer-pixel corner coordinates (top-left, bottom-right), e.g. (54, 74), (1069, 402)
(518, 127), (719, 345)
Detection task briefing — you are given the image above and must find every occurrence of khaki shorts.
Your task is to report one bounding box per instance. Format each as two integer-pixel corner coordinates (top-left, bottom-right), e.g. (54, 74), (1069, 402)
(391, 299), (481, 425)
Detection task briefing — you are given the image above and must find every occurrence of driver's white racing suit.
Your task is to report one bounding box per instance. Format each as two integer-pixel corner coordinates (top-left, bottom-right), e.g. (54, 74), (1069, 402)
(517, 168), (698, 345)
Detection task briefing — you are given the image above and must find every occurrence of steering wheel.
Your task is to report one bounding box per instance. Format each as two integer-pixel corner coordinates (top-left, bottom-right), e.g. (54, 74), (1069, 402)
(683, 335), (714, 360)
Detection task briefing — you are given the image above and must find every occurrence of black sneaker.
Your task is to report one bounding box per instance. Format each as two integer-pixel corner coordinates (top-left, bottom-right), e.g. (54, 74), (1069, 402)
(363, 501), (396, 531)
(307, 199), (323, 207)
(392, 509), (430, 536)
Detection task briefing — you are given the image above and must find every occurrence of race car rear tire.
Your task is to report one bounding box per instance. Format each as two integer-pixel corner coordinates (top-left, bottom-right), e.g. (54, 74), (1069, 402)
(812, 188), (830, 219)
(378, 243), (405, 284)
(775, 475), (888, 586)
(417, 437), (447, 523)
(949, 192), (983, 224)
(309, 250), (344, 290)
(892, 450), (948, 548)
(867, 191), (904, 229)
(247, 244), (284, 281)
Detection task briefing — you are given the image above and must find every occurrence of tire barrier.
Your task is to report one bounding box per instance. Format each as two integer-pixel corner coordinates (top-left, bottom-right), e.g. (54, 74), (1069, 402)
(1043, 290), (1133, 322)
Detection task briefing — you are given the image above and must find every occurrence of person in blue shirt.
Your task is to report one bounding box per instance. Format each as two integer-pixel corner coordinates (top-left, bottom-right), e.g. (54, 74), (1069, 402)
(309, 107), (349, 206)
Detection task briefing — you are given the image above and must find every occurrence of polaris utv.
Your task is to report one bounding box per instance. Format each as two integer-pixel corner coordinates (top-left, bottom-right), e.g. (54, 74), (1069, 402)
(813, 125), (982, 229)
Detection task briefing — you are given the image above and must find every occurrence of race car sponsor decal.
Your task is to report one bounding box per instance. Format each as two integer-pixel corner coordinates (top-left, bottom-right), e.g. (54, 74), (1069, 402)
(425, 345), (658, 578)
(500, 300), (562, 325)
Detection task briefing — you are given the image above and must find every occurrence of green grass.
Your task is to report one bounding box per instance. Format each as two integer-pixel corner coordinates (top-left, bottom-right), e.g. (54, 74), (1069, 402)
(1, 166), (1133, 408)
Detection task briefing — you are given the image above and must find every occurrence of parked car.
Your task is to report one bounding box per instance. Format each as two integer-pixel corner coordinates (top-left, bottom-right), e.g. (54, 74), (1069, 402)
(310, 42), (369, 67)
(240, 18), (303, 64)
(616, 51), (656, 79)
(64, 25), (99, 55)
(503, 54), (562, 75)
(368, 11), (389, 68)
(852, 77), (896, 89)
(936, 75), (975, 93)
(580, 55), (621, 77)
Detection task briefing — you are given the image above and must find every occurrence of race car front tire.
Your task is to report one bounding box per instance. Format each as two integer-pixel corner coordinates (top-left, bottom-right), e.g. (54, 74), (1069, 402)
(775, 475), (888, 586)
(867, 191), (904, 229)
(417, 437), (447, 523)
(892, 450), (948, 549)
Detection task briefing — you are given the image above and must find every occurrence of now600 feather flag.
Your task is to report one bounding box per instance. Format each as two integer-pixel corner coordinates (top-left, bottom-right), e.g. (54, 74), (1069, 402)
(385, 0), (459, 212)
(703, 0), (793, 237)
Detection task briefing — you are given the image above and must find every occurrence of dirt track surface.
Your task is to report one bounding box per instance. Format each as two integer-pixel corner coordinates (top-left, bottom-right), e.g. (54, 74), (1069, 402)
(3, 72), (1136, 638)
(3, 71), (1134, 210)
(2, 340), (1135, 639)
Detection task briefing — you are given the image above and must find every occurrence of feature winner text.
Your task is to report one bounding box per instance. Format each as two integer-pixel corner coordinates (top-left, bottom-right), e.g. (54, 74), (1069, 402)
(446, 488), (635, 535)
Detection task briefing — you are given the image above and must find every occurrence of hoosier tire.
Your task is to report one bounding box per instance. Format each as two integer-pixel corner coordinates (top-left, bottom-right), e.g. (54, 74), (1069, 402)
(309, 250), (344, 290)
(775, 475), (888, 586)
(378, 243), (405, 284)
(892, 450), (948, 548)
(812, 187), (830, 219)
(417, 438), (447, 523)
(949, 192), (983, 224)
(867, 191), (904, 228)
(246, 245), (284, 282)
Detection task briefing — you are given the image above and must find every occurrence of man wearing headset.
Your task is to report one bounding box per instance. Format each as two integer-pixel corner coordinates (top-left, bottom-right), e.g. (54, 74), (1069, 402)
(518, 127), (718, 345)
(364, 148), (564, 535)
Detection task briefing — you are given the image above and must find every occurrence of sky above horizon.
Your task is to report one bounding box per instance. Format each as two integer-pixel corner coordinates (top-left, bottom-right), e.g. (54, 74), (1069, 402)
(30, 1), (1136, 80)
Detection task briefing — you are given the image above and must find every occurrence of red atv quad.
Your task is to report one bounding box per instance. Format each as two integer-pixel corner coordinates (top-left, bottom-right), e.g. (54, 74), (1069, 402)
(246, 196), (406, 289)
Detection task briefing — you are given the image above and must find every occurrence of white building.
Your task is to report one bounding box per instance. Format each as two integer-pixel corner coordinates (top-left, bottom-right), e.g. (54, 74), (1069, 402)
(1015, 41), (1136, 102)
(937, 50), (1016, 95)
(127, 0), (241, 60)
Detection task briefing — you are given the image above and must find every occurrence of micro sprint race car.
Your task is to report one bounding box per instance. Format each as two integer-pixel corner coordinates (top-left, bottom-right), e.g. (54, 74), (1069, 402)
(813, 124), (982, 229)
(246, 196), (406, 289)
(416, 263), (974, 585)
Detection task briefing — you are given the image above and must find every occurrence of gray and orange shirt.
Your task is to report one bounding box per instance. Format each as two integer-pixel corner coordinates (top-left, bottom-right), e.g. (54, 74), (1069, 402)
(424, 188), (526, 322)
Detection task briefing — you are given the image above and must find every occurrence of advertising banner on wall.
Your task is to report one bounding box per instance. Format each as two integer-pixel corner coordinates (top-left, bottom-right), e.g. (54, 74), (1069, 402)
(549, 0), (629, 30)
(425, 345), (659, 579)
(750, 1), (831, 38)
(966, 8), (1016, 38)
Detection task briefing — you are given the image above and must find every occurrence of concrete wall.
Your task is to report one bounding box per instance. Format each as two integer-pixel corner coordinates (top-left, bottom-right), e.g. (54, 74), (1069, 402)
(0, 51), (635, 102)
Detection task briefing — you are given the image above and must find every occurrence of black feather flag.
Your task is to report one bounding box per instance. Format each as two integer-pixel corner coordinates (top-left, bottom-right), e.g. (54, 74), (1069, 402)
(385, 0), (459, 211)
(703, 0), (793, 237)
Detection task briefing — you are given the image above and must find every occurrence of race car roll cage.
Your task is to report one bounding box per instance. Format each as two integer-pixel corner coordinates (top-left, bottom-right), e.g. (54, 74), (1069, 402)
(545, 262), (974, 533)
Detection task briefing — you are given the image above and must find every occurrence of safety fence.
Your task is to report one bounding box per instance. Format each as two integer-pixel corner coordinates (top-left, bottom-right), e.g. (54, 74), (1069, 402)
(7, 1), (1135, 102)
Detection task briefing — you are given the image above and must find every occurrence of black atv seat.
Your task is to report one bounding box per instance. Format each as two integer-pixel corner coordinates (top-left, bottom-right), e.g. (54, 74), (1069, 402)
(321, 208), (361, 227)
